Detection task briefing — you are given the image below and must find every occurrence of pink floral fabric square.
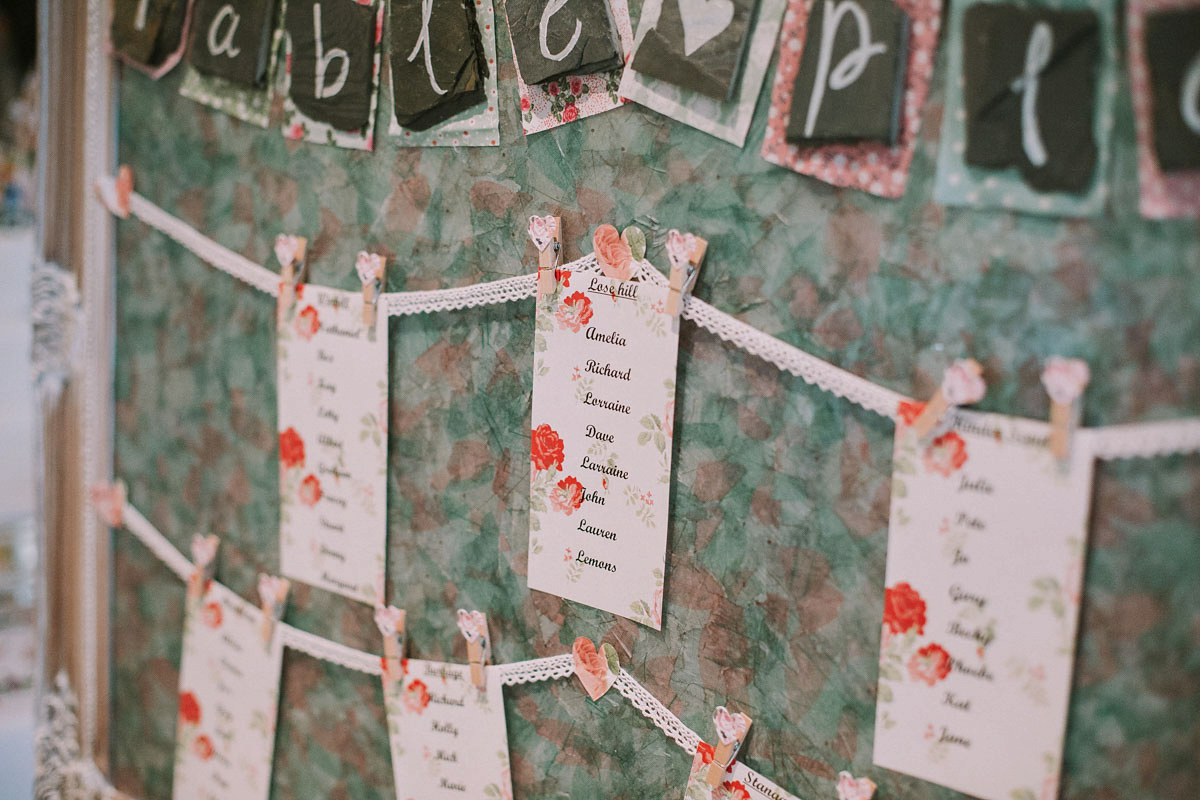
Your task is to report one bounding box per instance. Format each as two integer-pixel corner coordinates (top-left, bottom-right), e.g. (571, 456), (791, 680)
(1128, 0), (1200, 219)
(760, 0), (942, 198)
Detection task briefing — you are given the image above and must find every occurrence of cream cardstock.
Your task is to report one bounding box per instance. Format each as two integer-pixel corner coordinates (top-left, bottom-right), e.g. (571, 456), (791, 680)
(527, 269), (679, 629)
(383, 660), (512, 799)
(277, 285), (389, 605)
(873, 410), (1096, 800)
(173, 582), (285, 800)
(683, 743), (803, 800)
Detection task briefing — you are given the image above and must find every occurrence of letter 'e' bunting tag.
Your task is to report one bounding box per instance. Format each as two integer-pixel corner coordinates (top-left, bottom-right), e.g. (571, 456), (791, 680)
(526, 236), (680, 629)
(873, 409), (1096, 800)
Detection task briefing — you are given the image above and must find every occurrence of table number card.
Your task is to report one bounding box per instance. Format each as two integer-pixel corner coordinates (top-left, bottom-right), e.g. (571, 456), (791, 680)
(173, 582), (285, 800)
(873, 410), (1095, 800)
(527, 267), (679, 629)
(277, 285), (388, 605)
(383, 661), (512, 799)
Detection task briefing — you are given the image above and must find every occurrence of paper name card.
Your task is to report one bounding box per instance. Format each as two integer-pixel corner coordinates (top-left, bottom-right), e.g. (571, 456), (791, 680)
(188, 0), (279, 87)
(383, 660), (512, 799)
(277, 286), (388, 605)
(873, 410), (1095, 800)
(173, 582), (284, 800)
(527, 270), (678, 629)
(683, 743), (802, 800)
(962, 4), (1101, 195)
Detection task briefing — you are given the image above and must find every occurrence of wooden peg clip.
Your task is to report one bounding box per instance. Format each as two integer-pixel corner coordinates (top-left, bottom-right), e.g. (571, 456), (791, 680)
(275, 235), (308, 317)
(456, 609), (491, 691)
(665, 230), (707, 317)
(257, 574), (290, 649)
(356, 252), (388, 330)
(706, 706), (752, 787)
(531, 215), (562, 299)
(88, 479), (126, 527)
(374, 605), (407, 688)
(910, 359), (986, 439)
(1041, 357), (1090, 464)
(187, 534), (220, 608)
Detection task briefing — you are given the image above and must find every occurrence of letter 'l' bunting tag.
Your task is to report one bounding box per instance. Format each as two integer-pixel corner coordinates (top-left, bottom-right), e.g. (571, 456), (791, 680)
(873, 408), (1096, 800)
(526, 233), (680, 629)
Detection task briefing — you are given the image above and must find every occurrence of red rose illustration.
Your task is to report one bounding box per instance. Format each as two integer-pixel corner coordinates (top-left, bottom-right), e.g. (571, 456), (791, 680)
(924, 431), (968, 476)
(555, 291), (594, 333)
(896, 400), (927, 426)
(202, 601), (223, 629)
(554, 267), (571, 287)
(293, 305), (320, 340)
(907, 643), (953, 686)
(279, 427), (305, 470)
(695, 741), (715, 765)
(192, 734), (215, 760)
(562, 103), (578, 123)
(179, 691), (201, 725)
(883, 582), (926, 635)
(531, 424), (565, 471)
(721, 781), (751, 800)
(298, 474), (322, 507)
(550, 476), (585, 515)
(403, 679), (431, 714)
(569, 77), (583, 95)
(548, 81), (560, 96)
(520, 95), (530, 112)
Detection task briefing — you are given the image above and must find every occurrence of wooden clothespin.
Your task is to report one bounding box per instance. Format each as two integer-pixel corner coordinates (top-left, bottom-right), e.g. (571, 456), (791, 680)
(88, 479), (126, 527)
(374, 605), (407, 688)
(706, 706), (752, 787)
(665, 229), (706, 317)
(530, 215), (562, 298)
(187, 534), (220, 608)
(356, 251), (387, 330)
(274, 235), (308, 317)
(1041, 357), (1090, 463)
(256, 574), (290, 649)
(909, 359), (986, 439)
(114, 165), (133, 218)
(456, 609), (491, 691)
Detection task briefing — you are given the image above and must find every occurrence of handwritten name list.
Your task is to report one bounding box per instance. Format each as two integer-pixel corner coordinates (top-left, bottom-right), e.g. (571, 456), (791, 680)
(873, 411), (1095, 800)
(383, 660), (512, 799)
(277, 286), (388, 605)
(527, 270), (680, 628)
(173, 582), (285, 800)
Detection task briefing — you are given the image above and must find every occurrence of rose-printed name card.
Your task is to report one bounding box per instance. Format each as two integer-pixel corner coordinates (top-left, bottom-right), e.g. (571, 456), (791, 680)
(173, 582), (285, 800)
(527, 265), (679, 629)
(683, 742), (804, 800)
(874, 410), (1095, 800)
(383, 660), (512, 799)
(277, 285), (388, 605)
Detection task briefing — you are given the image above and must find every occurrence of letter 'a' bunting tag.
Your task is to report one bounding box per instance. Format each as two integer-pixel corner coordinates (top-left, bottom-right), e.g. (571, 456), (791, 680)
(874, 408), (1096, 800)
(525, 224), (682, 629)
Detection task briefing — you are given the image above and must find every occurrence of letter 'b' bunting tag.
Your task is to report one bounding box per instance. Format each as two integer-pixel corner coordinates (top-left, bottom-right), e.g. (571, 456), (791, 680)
(526, 238), (680, 629)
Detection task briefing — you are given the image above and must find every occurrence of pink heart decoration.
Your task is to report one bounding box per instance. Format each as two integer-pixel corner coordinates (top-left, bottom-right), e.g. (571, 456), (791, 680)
(1041, 357), (1090, 406)
(940, 360), (986, 406)
(190, 534), (218, 568)
(456, 609), (487, 642)
(257, 574), (289, 616)
(528, 215), (558, 252)
(712, 706), (749, 744)
(274, 235), (304, 268)
(836, 771), (877, 800)
(572, 638), (616, 701)
(89, 482), (125, 527)
(374, 605), (406, 637)
(356, 252), (385, 286)
(665, 229), (697, 270)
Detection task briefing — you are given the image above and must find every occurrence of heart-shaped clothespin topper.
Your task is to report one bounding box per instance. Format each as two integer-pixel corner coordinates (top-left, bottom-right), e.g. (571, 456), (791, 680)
(621, 225), (647, 262)
(115, 165), (134, 218)
(836, 771), (877, 800)
(528, 215), (558, 252)
(572, 637), (619, 701)
(456, 609), (491, 691)
(375, 604), (407, 684)
(89, 480), (126, 527)
(374, 604), (406, 637)
(909, 359), (986, 439)
(1041, 357), (1090, 407)
(274, 234), (305, 269)
(713, 706), (750, 745)
(257, 573), (290, 648)
(666, 229), (698, 271)
(356, 252), (386, 286)
(187, 534), (220, 606)
(593, 224), (634, 281)
(456, 608), (487, 643)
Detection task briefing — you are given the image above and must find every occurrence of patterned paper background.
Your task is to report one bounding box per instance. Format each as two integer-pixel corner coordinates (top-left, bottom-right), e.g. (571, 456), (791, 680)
(111, 6), (1199, 800)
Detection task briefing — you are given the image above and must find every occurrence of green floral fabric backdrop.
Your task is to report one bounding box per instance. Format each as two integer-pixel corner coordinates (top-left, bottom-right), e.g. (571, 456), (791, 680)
(110, 8), (1200, 799)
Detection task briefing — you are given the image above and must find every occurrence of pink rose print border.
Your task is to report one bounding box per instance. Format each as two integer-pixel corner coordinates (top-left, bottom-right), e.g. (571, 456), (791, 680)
(512, 0), (634, 135)
(761, 0), (942, 198)
(1128, 0), (1200, 219)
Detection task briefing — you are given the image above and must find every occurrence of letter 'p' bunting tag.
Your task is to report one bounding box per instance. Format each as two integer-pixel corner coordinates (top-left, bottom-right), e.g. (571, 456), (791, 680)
(286, 0), (378, 131)
(390, 0), (489, 131)
(961, 4), (1101, 195)
(188, 0), (279, 87)
(505, 0), (623, 85)
(785, 0), (910, 144)
(1145, 8), (1200, 171)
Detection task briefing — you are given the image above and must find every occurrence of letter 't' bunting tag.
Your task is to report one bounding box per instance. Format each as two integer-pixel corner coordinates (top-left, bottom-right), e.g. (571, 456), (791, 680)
(873, 409), (1096, 800)
(110, 0), (190, 75)
(526, 225), (682, 629)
